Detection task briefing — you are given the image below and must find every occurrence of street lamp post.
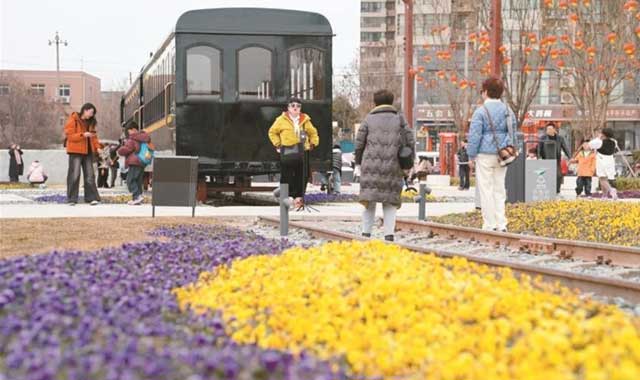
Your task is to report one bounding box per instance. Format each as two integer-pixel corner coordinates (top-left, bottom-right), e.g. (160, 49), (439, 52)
(403, 0), (414, 130)
(48, 31), (68, 100)
(489, 0), (503, 77)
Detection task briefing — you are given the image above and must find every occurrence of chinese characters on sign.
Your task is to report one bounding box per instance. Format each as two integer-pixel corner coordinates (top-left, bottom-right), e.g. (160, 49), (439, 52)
(417, 105), (639, 122)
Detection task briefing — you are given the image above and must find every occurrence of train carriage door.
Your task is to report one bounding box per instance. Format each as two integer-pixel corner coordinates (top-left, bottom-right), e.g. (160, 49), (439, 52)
(221, 43), (278, 162)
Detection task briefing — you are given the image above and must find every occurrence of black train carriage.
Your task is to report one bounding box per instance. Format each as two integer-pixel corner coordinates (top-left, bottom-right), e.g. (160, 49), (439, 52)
(121, 8), (334, 193)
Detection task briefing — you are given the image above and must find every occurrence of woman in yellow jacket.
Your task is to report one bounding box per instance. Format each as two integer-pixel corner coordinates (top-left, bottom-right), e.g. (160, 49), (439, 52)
(268, 97), (319, 209)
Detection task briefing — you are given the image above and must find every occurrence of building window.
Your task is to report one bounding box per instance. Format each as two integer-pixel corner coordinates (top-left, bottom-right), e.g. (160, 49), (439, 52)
(0, 84), (9, 96)
(31, 84), (45, 96)
(361, 2), (383, 12)
(58, 84), (71, 103)
(289, 48), (325, 101)
(186, 45), (221, 96)
(361, 17), (386, 28)
(238, 47), (272, 100)
(361, 32), (383, 42)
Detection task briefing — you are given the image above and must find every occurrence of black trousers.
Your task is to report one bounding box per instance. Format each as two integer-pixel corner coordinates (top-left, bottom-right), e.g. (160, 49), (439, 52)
(97, 168), (109, 188)
(556, 160), (563, 194)
(576, 176), (592, 196)
(280, 154), (308, 199)
(459, 165), (470, 189)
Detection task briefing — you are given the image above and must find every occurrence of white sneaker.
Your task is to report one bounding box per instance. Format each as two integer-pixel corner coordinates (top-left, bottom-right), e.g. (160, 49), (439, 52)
(131, 196), (144, 205)
(90, 200), (100, 206)
(611, 188), (618, 201)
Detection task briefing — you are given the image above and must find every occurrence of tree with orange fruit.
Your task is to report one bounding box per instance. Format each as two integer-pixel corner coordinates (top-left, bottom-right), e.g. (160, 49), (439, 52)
(549, 0), (640, 136)
(477, 0), (554, 127)
(414, 0), (487, 135)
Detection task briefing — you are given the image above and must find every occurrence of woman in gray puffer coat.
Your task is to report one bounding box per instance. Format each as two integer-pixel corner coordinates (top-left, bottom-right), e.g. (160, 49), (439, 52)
(355, 90), (415, 242)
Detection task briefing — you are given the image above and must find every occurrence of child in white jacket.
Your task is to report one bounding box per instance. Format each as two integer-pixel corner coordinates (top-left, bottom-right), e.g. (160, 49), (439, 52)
(26, 161), (47, 188)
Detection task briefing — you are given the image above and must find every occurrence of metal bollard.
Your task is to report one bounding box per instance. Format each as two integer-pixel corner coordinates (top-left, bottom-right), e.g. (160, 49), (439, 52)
(278, 183), (291, 237)
(413, 183), (432, 221)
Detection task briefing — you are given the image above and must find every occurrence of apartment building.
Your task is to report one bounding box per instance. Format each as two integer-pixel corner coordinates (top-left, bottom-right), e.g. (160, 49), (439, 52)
(0, 70), (101, 113)
(360, 1), (400, 105)
(361, 0), (640, 151)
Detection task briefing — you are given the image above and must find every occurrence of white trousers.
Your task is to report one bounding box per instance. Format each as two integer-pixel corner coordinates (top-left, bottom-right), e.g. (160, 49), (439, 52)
(362, 202), (397, 236)
(475, 154), (508, 230)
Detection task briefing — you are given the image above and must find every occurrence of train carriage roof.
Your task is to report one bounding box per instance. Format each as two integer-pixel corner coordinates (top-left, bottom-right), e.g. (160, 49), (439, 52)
(176, 8), (332, 36)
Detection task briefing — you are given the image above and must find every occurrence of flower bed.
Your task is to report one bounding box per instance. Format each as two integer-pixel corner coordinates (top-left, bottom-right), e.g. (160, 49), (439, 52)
(401, 190), (437, 202)
(0, 226), (342, 379)
(175, 241), (640, 380)
(33, 194), (67, 203)
(589, 190), (640, 199)
(0, 182), (32, 190)
(33, 194), (147, 204)
(433, 200), (640, 246)
(614, 177), (640, 191)
(304, 192), (358, 204)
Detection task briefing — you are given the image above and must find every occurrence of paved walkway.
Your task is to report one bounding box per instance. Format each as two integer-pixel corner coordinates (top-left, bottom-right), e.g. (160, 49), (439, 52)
(0, 202), (475, 219)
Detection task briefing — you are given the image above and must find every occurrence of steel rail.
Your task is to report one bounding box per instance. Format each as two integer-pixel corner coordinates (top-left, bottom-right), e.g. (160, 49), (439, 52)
(258, 216), (640, 303)
(394, 219), (640, 267)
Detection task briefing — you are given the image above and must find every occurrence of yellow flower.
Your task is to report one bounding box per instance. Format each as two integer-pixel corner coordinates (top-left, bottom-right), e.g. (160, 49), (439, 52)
(435, 200), (640, 246)
(174, 241), (640, 379)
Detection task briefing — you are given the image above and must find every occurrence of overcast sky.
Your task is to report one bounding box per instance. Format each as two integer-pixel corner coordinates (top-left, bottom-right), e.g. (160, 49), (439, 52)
(0, 0), (360, 90)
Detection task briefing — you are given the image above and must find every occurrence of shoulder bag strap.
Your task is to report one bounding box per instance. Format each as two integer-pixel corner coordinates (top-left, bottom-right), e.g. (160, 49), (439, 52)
(398, 114), (408, 147)
(483, 105), (501, 153)
(505, 106), (515, 144)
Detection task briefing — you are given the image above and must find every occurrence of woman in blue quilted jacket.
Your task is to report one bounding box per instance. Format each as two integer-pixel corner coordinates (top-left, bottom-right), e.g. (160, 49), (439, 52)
(467, 77), (517, 232)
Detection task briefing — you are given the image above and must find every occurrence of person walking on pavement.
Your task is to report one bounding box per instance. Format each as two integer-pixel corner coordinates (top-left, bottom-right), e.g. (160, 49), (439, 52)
(268, 97), (320, 209)
(355, 89), (415, 242)
(457, 139), (470, 190)
(118, 121), (152, 205)
(320, 144), (343, 194)
(589, 128), (618, 200)
(570, 139), (596, 197)
(108, 144), (120, 188)
(97, 144), (111, 188)
(537, 123), (571, 194)
(8, 143), (24, 182)
(467, 77), (517, 232)
(64, 103), (101, 205)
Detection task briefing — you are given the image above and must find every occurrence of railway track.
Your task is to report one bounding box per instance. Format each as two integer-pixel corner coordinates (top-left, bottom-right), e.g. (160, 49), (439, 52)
(395, 219), (640, 267)
(258, 216), (640, 304)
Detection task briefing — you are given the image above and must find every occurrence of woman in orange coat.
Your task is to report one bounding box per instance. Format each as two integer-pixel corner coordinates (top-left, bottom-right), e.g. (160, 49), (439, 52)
(64, 103), (101, 205)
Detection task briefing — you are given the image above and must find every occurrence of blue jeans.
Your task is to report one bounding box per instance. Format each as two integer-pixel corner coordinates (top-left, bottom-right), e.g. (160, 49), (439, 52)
(126, 166), (145, 200)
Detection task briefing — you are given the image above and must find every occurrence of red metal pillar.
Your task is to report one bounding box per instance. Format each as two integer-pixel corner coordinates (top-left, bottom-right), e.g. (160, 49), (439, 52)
(489, 0), (503, 77)
(403, 0), (414, 129)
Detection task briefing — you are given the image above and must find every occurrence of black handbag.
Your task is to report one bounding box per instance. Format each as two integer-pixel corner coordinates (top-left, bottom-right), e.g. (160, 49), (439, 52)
(398, 124), (414, 170)
(280, 130), (306, 163)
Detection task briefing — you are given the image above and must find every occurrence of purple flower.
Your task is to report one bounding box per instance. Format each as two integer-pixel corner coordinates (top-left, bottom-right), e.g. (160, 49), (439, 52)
(0, 225), (345, 379)
(33, 194), (67, 204)
(588, 190), (640, 199)
(304, 192), (358, 204)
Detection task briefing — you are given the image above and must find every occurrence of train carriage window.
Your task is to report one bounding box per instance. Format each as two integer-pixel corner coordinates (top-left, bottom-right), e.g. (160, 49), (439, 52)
(289, 48), (325, 101)
(186, 46), (221, 96)
(238, 47), (272, 100)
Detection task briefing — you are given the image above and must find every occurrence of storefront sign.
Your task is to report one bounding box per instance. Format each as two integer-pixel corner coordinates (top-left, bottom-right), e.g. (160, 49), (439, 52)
(416, 105), (640, 122)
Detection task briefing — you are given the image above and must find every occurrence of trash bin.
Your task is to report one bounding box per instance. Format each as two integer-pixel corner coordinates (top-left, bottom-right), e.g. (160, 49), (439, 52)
(152, 156), (199, 217)
(505, 134), (557, 203)
(524, 159), (556, 202)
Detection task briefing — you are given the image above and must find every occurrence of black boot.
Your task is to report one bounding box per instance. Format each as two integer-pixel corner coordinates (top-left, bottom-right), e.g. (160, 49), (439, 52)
(362, 233), (371, 238)
(384, 235), (394, 242)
